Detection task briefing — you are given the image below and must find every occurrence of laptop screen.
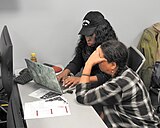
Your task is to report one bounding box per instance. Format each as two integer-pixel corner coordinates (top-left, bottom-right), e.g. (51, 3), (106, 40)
(25, 59), (63, 94)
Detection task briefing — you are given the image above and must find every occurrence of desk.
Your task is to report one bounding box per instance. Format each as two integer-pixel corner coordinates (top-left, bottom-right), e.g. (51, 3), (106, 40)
(17, 82), (107, 128)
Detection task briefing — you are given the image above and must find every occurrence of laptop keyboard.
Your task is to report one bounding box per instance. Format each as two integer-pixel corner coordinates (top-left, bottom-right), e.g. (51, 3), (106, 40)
(14, 68), (33, 85)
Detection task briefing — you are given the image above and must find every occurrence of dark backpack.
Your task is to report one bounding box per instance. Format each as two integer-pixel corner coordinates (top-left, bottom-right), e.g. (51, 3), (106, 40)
(151, 61), (160, 88)
(150, 61), (160, 114)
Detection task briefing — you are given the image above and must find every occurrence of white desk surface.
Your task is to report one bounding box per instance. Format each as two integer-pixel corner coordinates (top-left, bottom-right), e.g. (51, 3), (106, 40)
(18, 82), (107, 128)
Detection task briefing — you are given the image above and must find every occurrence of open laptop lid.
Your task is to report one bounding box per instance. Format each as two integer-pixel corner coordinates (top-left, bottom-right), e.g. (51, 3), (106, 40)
(25, 59), (63, 95)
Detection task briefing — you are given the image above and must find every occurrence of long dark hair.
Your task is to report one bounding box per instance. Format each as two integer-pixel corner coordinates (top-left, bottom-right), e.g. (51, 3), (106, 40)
(75, 19), (118, 54)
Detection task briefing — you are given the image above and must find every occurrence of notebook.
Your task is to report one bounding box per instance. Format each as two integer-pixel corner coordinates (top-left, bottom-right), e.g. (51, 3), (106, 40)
(25, 59), (74, 95)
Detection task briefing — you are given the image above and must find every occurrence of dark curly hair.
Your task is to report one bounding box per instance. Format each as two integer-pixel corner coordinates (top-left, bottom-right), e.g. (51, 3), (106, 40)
(75, 19), (118, 54)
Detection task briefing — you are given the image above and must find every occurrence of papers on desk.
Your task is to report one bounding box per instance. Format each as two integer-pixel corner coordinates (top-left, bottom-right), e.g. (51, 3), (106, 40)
(24, 96), (71, 119)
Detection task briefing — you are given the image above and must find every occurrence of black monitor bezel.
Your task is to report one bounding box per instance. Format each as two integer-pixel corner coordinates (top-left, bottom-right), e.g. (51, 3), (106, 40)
(0, 25), (13, 98)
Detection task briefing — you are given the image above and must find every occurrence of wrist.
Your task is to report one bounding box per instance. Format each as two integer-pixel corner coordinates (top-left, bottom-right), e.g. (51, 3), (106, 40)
(63, 69), (71, 75)
(82, 74), (90, 76)
(82, 68), (91, 77)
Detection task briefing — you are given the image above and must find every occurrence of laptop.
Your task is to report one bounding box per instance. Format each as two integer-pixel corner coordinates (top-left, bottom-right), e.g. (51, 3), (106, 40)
(25, 59), (74, 95)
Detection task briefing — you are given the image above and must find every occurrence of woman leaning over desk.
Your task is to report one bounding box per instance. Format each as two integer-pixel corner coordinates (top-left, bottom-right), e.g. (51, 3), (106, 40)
(57, 11), (118, 117)
(76, 40), (160, 128)
(57, 11), (118, 88)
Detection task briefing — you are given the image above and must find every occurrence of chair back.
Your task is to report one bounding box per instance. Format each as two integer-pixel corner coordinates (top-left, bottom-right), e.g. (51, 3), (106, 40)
(127, 46), (146, 73)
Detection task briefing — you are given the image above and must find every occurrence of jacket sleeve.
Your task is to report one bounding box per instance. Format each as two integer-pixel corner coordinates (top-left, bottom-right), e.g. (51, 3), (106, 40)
(76, 81), (122, 106)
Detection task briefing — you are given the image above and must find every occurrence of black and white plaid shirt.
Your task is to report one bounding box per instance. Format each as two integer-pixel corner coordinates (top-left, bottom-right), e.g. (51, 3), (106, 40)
(76, 68), (160, 128)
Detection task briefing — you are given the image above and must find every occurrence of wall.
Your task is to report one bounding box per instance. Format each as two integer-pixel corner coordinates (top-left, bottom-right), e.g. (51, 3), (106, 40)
(0, 0), (160, 70)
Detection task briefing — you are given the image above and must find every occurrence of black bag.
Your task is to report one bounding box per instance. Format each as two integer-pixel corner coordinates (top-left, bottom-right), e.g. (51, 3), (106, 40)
(151, 61), (160, 88)
(150, 61), (160, 114)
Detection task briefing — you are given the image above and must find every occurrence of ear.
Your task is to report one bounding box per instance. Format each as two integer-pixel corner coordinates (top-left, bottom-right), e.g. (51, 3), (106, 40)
(111, 62), (117, 70)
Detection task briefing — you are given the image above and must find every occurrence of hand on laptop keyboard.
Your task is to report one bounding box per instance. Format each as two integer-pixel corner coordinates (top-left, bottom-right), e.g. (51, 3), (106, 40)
(14, 68), (33, 85)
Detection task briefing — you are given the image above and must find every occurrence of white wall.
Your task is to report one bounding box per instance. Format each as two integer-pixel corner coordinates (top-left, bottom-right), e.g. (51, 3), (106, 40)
(0, 0), (160, 70)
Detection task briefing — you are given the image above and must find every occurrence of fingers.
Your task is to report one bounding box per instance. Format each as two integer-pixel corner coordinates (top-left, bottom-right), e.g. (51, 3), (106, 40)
(56, 75), (61, 81)
(60, 76), (69, 86)
(62, 76), (79, 88)
(57, 74), (68, 82)
(62, 76), (71, 87)
(62, 76), (70, 83)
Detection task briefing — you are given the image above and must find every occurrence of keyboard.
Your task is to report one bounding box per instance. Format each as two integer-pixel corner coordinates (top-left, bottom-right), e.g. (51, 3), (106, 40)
(14, 68), (33, 85)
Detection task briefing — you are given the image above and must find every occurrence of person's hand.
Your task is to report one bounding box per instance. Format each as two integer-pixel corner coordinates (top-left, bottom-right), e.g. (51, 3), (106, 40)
(86, 46), (106, 66)
(63, 76), (80, 88)
(57, 70), (69, 82)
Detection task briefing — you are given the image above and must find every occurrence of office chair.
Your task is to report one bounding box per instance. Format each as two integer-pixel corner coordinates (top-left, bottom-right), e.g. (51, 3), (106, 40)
(127, 46), (146, 73)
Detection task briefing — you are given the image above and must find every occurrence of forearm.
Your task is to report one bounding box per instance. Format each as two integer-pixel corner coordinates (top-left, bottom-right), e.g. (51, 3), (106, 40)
(65, 52), (84, 75)
(76, 81), (122, 105)
(80, 63), (93, 83)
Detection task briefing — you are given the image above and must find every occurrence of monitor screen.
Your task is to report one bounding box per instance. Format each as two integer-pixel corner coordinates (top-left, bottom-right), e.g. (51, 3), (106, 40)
(0, 25), (13, 98)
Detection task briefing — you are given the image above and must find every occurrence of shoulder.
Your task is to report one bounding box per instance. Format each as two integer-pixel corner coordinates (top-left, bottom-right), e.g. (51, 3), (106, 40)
(121, 68), (140, 82)
(112, 68), (140, 88)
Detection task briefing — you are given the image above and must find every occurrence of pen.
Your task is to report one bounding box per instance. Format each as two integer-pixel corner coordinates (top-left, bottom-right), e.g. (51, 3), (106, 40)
(36, 110), (38, 116)
(65, 106), (68, 113)
(50, 109), (53, 114)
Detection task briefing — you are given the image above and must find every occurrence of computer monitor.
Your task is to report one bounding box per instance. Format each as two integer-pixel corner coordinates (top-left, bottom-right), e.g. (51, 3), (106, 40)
(0, 25), (13, 98)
